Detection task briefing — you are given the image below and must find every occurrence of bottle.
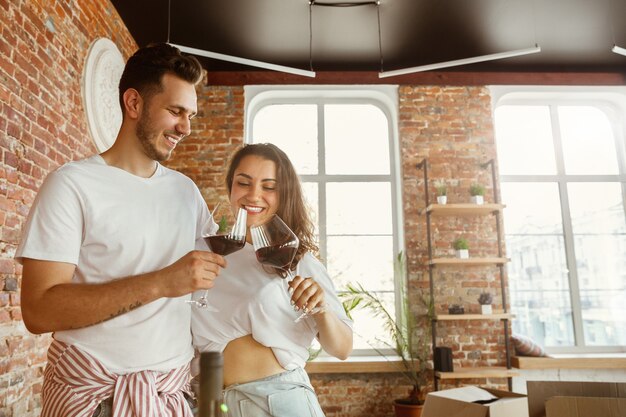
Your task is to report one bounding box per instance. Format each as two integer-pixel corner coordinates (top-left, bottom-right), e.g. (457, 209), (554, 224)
(198, 351), (225, 417)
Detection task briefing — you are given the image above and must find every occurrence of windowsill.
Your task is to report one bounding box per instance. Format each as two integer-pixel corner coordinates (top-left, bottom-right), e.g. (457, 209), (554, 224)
(512, 353), (626, 370)
(305, 356), (407, 374)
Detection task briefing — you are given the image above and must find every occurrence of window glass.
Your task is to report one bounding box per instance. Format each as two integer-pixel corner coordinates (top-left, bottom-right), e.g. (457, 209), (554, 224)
(568, 182), (626, 345)
(327, 236), (394, 291)
(249, 94), (399, 353)
(559, 106), (619, 175)
(326, 182), (392, 235)
(253, 104), (318, 174)
(494, 105), (557, 175)
(501, 183), (573, 347)
(301, 182), (319, 236)
(324, 104), (390, 175)
(496, 95), (626, 352)
(501, 182), (564, 235)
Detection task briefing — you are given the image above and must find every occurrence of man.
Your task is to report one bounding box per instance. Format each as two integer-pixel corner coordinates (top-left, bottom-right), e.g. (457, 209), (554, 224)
(16, 43), (225, 417)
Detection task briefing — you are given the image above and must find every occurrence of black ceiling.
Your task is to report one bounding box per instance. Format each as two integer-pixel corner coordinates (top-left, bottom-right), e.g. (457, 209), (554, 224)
(110, 0), (626, 75)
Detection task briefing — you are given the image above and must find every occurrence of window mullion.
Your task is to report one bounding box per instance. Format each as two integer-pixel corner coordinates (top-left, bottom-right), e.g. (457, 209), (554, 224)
(317, 103), (327, 264)
(552, 105), (586, 348)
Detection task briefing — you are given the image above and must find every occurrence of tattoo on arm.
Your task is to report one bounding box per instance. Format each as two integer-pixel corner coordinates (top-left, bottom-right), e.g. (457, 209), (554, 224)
(92, 301), (144, 325)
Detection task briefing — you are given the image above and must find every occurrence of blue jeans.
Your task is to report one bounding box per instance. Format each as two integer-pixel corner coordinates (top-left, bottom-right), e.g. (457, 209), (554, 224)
(223, 368), (325, 417)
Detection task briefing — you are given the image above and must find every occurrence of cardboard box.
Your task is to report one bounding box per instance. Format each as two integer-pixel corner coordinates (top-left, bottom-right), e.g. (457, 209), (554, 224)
(527, 381), (626, 417)
(546, 396), (626, 417)
(421, 386), (529, 417)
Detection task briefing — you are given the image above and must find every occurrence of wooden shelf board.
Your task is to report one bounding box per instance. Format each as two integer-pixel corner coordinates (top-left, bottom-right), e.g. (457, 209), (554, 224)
(436, 367), (519, 379)
(420, 203), (505, 216)
(512, 355), (626, 370)
(435, 313), (514, 321)
(429, 257), (509, 266)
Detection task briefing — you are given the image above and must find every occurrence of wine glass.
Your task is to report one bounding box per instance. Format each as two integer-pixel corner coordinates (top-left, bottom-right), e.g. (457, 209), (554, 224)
(187, 207), (247, 310)
(250, 214), (320, 322)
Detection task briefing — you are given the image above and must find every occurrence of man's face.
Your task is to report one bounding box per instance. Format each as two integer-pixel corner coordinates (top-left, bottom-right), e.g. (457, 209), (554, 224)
(136, 73), (198, 162)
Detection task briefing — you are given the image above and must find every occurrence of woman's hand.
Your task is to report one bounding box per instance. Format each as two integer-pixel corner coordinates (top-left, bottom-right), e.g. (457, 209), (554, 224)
(289, 275), (353, 359)
(288, 275), (326, 314)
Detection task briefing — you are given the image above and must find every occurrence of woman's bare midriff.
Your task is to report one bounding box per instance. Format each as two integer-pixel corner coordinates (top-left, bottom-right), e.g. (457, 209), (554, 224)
(223, 334), (285, 387)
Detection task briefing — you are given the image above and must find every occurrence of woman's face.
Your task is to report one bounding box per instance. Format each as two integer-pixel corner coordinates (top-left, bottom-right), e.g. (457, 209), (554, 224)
(230, 155), (280, 229)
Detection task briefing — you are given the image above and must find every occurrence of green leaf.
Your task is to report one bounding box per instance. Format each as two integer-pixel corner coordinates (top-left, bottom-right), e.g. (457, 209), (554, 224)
(217, 215), (229, 234)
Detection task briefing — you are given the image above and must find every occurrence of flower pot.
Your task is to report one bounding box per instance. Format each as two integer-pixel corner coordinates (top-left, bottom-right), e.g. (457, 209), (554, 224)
(394, 401), (424, 417)
(456, 249), (469, 259)
(436, 195), (447, 204)
(470, 195), (484, 205)
(481, 304), (493, 314)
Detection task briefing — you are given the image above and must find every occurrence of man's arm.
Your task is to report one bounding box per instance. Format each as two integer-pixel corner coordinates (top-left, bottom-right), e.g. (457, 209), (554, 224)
(20, 250), (226, 334)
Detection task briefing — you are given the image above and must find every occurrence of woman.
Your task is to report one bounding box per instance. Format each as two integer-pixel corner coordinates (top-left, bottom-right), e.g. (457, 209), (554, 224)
(191, 143), (353, 417)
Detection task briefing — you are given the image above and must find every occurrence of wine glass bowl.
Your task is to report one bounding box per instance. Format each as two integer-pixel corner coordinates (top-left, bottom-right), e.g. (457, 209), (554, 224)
(250, 215), (299, 276)
(188, 207), (247, 310)
(251, 215), (318, 322)
(204, 235), (246, 256)
(204, 208), (247, 256)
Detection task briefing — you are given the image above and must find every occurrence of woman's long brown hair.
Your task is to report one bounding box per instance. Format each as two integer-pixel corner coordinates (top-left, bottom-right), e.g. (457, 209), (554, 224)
(226, 143), (318, 276)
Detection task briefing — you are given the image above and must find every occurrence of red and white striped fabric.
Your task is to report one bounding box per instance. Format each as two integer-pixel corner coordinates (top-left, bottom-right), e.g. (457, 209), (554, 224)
(41, 340), (194, 417)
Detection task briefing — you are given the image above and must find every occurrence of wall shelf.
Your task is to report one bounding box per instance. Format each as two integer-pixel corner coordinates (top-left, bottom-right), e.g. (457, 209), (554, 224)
(435, 313), (514, 321)
(417, 158), (513, 391)
(420, 203), (505, 216)
(436, 367), (519, 379)
(429, 257), (509, 266)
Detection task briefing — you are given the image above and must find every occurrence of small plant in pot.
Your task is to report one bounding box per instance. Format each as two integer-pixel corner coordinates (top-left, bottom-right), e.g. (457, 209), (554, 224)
(434, 182), (447, 205)
(452, 237), (469, 259)
(470, 183), (485, 205)
(478, 292), (494, 314)
(341, 253), (431, 417)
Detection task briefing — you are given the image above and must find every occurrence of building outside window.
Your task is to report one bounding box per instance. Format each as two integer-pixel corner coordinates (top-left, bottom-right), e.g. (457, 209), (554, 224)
(492, 87), (626, 353)
(244, 86), (403, 353)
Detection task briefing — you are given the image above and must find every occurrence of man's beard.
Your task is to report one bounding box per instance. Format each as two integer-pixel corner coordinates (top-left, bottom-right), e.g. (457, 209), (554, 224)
(136, 111), (172, 162)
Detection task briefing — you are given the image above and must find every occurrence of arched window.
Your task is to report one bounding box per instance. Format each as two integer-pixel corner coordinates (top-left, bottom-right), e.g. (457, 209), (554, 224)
(245, 86), (403, 354)
(492, 86), (626, 353)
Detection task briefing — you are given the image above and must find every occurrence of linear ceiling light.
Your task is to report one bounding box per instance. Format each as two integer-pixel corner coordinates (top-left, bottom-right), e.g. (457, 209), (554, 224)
(378, 44), (541, 78)
(168, 43), (316, 78)
(612, 45), (626, 56)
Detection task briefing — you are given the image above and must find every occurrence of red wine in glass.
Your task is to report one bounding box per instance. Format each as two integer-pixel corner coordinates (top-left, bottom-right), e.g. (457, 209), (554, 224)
(255, 245), (298, 271)
(188, 207), (247, 310)
(251, 215), (320, 322)
(205, 235), (246, 256)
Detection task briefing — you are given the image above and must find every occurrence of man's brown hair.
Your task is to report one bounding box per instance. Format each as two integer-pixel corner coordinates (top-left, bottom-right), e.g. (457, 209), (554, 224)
(118, 43), (203, 110)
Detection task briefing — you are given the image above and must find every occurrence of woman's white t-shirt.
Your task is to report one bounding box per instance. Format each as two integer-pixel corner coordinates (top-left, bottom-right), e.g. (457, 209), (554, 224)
(191, 244), (352, 370)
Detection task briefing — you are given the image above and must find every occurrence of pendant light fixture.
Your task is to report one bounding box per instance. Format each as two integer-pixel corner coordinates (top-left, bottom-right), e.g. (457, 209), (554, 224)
(166, 0), (316, 77)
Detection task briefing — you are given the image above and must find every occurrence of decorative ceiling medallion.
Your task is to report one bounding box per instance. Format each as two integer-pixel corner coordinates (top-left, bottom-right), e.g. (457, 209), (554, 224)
(82, 38), (124, 152)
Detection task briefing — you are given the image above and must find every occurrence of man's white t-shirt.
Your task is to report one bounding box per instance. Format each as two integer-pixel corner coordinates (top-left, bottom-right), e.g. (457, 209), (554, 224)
(16, 155), (216, 373)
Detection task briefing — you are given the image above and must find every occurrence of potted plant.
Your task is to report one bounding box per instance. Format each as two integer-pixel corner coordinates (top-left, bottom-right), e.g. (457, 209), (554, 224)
(478, 292), (494, 314)
(470, 183), (485, 205)
(341, 253), (430, 417)
(452, 237), (469, 259)
(434, 182), (447, 205)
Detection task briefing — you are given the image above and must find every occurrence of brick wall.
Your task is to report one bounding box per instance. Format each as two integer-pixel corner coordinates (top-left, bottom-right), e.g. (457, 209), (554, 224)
(0, 0), (135, 415)
(1, 2), (506, 416)
(400, 86), (508, 391)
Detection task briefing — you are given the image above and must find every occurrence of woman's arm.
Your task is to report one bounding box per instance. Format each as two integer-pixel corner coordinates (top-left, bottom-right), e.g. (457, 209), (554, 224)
(313, 310), (353, 359)
(289, 276), (353, 360)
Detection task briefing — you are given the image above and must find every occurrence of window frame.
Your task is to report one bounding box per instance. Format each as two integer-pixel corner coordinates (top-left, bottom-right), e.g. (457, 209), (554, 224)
(491, 86), (626, 354)
(244, 85), (405, 356)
